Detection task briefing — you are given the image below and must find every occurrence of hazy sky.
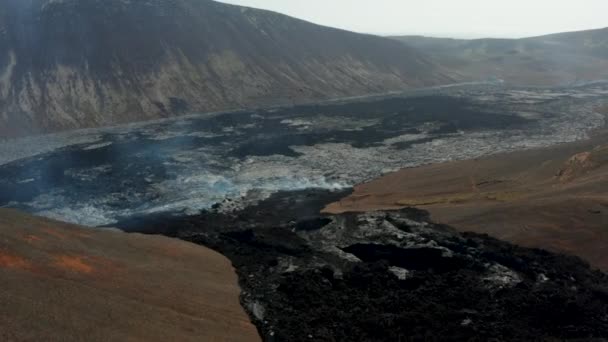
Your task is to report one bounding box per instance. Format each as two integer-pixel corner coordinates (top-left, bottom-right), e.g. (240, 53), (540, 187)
(216, 0), (608, 38)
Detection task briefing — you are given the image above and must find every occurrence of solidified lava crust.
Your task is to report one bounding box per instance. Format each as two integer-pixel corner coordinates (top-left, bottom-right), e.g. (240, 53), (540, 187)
(118, 189), (608, 342)
(2, 84), (607, 227)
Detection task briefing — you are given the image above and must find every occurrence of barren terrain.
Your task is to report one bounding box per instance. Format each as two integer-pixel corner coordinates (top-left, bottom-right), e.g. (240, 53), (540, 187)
(393, 27), (608, 86)
(0, 209), (259, 342)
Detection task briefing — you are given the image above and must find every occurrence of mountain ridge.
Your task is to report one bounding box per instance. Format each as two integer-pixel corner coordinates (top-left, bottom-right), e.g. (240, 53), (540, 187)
(0, 0), (454, 137)
(391, 26), (608, 85)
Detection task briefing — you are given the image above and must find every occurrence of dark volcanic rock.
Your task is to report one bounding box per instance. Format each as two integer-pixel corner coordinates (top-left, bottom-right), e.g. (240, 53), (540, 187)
(122, 190), (608, 341)
(0, 0), (453, 137)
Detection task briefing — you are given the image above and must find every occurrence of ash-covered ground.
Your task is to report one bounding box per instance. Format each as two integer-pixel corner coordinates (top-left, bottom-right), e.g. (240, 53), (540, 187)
(1, 83), (607, 226)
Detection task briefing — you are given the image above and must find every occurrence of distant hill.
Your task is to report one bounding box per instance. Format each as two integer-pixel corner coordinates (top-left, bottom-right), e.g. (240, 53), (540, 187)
(392, 27), (608, 86)
(0, 209), (259, 342)
(0, 0), (454, 137)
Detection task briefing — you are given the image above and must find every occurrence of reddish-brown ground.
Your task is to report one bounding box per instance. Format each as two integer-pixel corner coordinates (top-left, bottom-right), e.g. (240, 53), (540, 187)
(597, 105), (608, 115)
(0, 209), (260, 342)
(325, 131), (608, 271)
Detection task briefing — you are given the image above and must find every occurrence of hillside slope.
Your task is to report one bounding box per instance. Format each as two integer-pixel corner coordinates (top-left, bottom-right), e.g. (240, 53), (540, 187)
(0, 209), (260, 342)
(392, 27), (608, 85)
(325, 128), (608, 271)
(0, 0), (453, 137)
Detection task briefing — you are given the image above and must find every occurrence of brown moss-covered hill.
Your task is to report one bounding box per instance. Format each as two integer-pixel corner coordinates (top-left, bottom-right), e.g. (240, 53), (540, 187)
(0, 209), (260, 342)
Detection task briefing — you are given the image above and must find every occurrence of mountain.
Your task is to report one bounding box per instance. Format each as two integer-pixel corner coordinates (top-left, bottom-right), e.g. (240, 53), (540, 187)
(392, 27), (608, 85)
(0, 209), (260, 341)
(0, 0), (454, 137)
(324, 123), (608, 271)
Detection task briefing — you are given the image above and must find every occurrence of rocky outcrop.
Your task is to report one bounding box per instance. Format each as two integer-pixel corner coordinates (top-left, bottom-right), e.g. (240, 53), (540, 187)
(0, 0), (453, 137)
